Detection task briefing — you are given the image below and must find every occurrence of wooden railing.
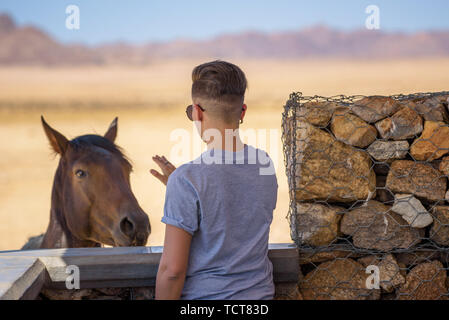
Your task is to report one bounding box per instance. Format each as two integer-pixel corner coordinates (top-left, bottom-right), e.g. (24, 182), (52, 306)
(0, 243), (298, 300)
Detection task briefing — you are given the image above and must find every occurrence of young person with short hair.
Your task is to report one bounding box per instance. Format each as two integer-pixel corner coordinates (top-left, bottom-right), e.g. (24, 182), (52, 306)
(151, 60), (277, 300)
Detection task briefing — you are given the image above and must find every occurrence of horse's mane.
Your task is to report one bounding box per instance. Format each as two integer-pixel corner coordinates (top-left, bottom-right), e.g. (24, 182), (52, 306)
(70, 134), (132, 169)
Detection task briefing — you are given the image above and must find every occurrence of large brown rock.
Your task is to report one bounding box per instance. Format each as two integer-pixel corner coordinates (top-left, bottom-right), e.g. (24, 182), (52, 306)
(351, 96), (402, 123)
(385, 160), (447, 202)
(287, 119), (376, 202)
(358, 254), (405, 293)
(340, 200), (424, 251)
(404, 96), (449, 122)
(375, 107), (423, 140)
(331, 108), (377, 148)
(410, 121), (449, 161)
(300, 258), (380, 300)
(430, 206), (449, 246)
(294, 203), (342, 246)
(395, 251), (440, 268)
(398, 261), (447, 300)
(366, 140), (409, 161)
(298, 101), (337, 127)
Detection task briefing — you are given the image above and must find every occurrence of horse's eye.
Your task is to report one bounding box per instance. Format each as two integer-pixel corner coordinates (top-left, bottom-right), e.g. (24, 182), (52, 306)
(75, 169), (86, 178)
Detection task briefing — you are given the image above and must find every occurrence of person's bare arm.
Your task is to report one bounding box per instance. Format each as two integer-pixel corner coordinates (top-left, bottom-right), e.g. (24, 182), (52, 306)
(155, 224), (192, 300)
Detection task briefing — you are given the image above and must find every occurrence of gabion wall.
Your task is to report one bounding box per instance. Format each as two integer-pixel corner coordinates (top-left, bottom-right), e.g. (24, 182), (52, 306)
(282, 91), (449, 300)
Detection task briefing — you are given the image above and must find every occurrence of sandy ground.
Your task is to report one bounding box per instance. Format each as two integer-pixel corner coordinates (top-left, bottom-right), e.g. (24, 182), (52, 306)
(1, 58), (448, 250)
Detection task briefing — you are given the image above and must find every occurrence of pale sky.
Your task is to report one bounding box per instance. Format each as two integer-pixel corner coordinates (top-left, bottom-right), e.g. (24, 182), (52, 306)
(1, 0), (448, 45)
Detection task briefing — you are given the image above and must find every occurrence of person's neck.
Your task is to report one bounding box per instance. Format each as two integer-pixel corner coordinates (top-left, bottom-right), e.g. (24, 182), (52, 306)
(206, 126), (245, 152)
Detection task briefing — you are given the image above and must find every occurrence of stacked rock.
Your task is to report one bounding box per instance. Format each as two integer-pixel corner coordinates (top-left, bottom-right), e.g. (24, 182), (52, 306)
(283, 92), (449, 300)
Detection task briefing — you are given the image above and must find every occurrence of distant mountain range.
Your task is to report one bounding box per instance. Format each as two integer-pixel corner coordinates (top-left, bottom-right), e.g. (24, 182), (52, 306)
(1, 13), (449, 66)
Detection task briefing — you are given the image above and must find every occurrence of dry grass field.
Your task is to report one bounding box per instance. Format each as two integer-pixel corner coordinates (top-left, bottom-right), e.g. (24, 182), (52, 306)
(1, 58), (449, 250)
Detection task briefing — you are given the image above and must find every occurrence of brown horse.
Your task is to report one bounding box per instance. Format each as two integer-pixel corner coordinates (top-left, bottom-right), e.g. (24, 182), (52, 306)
(24, 117), (151, 249)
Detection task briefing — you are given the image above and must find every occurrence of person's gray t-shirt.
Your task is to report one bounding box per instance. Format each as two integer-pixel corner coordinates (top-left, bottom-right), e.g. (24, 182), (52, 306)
(161, 144), (277, 300)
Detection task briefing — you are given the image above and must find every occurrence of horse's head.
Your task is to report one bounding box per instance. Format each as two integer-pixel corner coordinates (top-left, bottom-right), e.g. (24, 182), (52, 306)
(41, 116), (150, 247)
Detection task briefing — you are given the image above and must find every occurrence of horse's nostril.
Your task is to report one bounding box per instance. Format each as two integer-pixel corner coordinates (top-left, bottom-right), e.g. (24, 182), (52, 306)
(120, 217), (135, 238)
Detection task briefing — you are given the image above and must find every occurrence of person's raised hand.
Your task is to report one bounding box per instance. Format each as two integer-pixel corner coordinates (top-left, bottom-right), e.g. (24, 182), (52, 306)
(150, 155), (176, 186)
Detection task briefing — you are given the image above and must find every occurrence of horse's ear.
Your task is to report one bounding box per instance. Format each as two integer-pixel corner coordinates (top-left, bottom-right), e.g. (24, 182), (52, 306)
(41, 116), (69, 155)
(104, 117), (118, 142)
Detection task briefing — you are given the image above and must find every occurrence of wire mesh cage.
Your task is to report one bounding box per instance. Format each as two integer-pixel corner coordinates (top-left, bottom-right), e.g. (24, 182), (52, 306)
(282, 91), (449, 300)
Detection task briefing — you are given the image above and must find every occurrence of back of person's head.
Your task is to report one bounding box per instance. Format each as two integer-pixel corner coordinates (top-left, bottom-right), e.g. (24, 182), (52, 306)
(192, 60), (247, 125)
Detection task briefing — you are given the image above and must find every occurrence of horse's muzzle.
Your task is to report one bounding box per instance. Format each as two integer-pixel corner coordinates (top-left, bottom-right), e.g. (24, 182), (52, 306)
(117, 214), (151, 246)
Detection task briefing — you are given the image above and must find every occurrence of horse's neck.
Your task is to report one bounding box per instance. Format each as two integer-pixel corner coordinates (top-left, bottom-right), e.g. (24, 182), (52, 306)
(41, 207), (99, 248)
(41, 164), (99, 249)
(40, 209), (68, 248)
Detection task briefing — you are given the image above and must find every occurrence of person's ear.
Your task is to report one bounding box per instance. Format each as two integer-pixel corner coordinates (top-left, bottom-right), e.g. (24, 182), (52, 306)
(41, 116), (69, 155)
(104, 117), (118, 142)
(240, 104), (247, 124)
(192, 104), (203, 122)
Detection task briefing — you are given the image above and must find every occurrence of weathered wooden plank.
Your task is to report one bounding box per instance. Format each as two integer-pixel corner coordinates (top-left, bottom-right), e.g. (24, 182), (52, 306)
(0, 247), (167, 290)
(0, 257), (46, 300)
(0, 243), (299, 293)
(0, 244), (295, 258)
(41, 254), (162, 289)
(0, 244), (295, 257)
(268, 244), (299, 282)
(20, 268), (47, 300)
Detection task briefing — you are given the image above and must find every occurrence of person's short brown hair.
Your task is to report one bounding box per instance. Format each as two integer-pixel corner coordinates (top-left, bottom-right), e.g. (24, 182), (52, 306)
(191, 60), (247, 124)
